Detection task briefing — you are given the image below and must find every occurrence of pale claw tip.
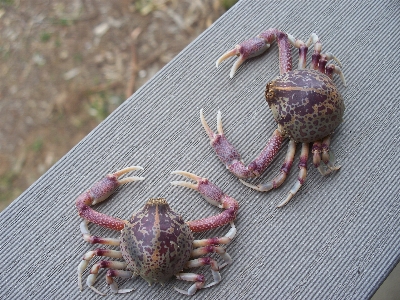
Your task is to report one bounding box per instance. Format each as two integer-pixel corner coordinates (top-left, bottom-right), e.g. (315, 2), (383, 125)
(239, 179), (260, 191)
(126, 165), (144, 171)
(114, 166), (144, 177)
(203, 281), (219, 288)
(117, 176), (145, 185)
(216, 110), (224, 134)
(229, 56), (245, 78)
(216, 48), (238, 69)
(171, 181), (198, 190)
(173, 287), (190, 295)
(89, 285), (106, 296)
(117, 288), (135, 293)
(171, 170), (201, 181)
(277, 194), (292, 208)
(78, 278), (83, 291)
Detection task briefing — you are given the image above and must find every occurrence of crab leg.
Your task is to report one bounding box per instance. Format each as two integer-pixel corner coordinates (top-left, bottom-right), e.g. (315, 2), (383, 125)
(192, 222), (236, 268)
(240, 139), (296, 192)
(200, 109), (284, 180)
(192, 222), (236, 247)
(75, 166), (145, 231)
(277, 143), (309, 207)
(86, 261), (130, 295)
(287, 34), (308, 69)
(216, 28), (292, 77)
(306, 33), (346, 85)
(191, 246), (232, 268)
(308, 33), (323, 70)
(174, 257), (222, 295)
(319, 135), (341, 175)
(77, 248), (123, 292)
(106, 270), (135, 294)
(326, 64), (347, 86)
(174, 273), (205, 296)
(312, 140), (323, 168)
(80, 219), (120, 245)
(171, 171), (239, 232)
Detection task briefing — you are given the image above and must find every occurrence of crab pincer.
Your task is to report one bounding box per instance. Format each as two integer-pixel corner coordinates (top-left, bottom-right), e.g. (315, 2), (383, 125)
(171, 170), (239, 232)
(76, 166), (144, 231)
(216, 28), (293, 78)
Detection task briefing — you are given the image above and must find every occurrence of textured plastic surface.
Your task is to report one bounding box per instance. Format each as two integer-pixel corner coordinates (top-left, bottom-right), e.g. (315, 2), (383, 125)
(1, 0), (399, 299)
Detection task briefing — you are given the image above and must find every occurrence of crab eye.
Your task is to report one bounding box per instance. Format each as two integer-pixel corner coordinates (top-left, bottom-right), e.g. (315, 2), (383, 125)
(265, 85), (275, 103)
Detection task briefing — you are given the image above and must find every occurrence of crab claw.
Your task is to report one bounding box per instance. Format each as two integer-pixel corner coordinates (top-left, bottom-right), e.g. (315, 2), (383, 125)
(216, 37), (271, 78)
(76, 166), (145, 231)
(171, 170), (202, 192)
(171, 170), (226, 208)
(171, 170), (239, 232)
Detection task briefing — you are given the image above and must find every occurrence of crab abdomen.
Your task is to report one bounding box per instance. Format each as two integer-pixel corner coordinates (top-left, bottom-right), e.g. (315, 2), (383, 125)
(120, 198), (193, 285)
(266, 69), (345, 143)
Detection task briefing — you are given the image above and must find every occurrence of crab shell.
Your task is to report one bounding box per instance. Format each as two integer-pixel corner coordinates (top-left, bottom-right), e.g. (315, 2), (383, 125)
(120, 198), (193, 285)
(265, 69), (345, 143)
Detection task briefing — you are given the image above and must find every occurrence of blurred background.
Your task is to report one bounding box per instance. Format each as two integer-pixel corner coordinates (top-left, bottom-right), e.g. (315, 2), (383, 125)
(0, 0), (235, 211)
(0, 1), (397, 299)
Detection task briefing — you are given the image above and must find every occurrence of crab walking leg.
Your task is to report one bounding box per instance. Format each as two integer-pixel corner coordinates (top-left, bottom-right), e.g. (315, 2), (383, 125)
(312, 140), (323, 168)
(77, 248), (123, 291)
(174, 273), (205, 296)
(216, 28), (293, 77)
(287, 34), (308, 69)
(277, 143), (309, 207)
(174, 257), (222, 295)
(319, 135), (341, 175)
(313, 48), (346, 86)
(191, 246), (232, 269)
(325, 64), (347, 86)
(193, 222), (236, 247)
(171, 171), (239, 232)
(189, 258), (222, 288)
(240, 139), (296, 192)
(106, 270), (135, 294)
(200, 109), (284, 179)
(75, 166), (144, 231)
(307, 33), (322, 70)
(80, 219), (120, 245)
(86, 260), (133, 296)
(192, 222), (236, 268)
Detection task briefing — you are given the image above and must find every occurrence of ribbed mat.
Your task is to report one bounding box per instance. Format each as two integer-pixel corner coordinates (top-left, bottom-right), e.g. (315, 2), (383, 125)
(1, 0), (399, 299)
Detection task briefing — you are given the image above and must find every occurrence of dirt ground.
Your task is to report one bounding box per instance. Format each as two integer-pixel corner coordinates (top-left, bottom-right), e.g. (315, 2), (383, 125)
(0, 0), (234, 211)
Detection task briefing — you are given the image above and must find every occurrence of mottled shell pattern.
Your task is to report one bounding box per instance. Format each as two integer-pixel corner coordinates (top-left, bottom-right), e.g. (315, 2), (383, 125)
(266, 69), (345, 143)
(120, 198), (193, 285)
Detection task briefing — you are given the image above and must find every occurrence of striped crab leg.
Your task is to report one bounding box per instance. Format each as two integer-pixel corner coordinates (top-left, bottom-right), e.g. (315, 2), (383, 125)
(171, 171), (239, 232)
(174, 257), (222, 295)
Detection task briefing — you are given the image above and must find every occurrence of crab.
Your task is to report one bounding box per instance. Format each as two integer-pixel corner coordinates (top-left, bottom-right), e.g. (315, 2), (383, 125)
(201, 28), (346, 207)
(76, 166), (238, 296)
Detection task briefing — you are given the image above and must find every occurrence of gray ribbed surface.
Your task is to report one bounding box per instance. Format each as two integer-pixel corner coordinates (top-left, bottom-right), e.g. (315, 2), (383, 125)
(1, 0), (399, 299)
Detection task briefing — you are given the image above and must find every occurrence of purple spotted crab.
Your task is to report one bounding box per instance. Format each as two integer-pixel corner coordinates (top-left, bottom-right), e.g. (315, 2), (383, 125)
(76, 166), (238, 296)
(201, 29), (346, 207)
